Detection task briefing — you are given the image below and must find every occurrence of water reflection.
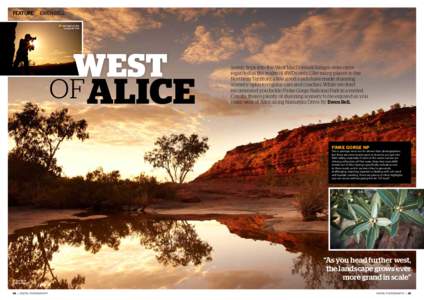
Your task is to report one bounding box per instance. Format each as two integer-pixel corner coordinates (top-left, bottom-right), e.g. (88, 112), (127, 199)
(9, 215), (212, 289)
(9, 231), (85, 289)
(8, 213), (415, 289)
(218, 215), (415, 289)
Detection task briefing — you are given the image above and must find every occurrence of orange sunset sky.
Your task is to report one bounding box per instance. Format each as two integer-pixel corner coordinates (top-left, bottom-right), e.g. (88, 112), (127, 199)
(14, 21), (81, 65)
(8, 8), (416, 181)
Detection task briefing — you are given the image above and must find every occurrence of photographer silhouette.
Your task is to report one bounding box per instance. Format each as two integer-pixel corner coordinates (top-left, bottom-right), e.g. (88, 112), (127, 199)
(13, 33), (36, 75)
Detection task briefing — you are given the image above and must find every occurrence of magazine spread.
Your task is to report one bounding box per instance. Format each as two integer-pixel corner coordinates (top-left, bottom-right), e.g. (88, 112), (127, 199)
(0, 1), (423, 300)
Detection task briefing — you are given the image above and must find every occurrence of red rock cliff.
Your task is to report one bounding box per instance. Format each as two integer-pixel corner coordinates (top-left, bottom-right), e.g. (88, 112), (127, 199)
(196, 107), (416, 180)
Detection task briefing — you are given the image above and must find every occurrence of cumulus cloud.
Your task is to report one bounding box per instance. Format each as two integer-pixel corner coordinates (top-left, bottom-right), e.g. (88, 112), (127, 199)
(182, 21), (266, 64)
(247, 8), (415, 77)
(181, 26), (240, 63)
(152, 8), (246, 22)
(242, 21), (266, 53)
(67, 8), (162, 52)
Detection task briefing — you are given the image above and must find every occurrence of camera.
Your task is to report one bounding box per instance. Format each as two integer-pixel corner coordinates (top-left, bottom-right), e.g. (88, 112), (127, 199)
(29, 36), (36, 51)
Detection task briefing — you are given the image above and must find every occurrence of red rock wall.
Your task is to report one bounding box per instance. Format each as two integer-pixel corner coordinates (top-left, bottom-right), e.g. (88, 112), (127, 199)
(197, 107), (416, 180)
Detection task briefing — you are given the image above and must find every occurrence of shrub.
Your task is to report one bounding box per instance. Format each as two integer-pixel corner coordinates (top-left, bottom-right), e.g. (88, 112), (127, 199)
(8, 155), (176, 211)
(293, 155), (328, 221)
(294, 175), (327, 221)
(263, 164), (283, 187)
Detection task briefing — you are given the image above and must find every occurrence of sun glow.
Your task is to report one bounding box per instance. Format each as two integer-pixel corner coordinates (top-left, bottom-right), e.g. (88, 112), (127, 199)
(30, 39), (38, 50)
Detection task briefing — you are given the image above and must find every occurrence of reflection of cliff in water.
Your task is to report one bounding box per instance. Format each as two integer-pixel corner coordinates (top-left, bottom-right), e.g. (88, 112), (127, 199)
(8, 214), (416, 289)
(218, 215), (416, 289)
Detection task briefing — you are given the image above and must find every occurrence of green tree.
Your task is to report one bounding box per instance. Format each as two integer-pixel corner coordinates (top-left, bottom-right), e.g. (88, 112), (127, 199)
(144, 134), (209, 183)
(8, 102), (89, 174)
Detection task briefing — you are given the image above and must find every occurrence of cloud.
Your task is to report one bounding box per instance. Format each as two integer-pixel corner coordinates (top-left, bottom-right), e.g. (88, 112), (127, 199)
(209, 67), (232, 90)
(242, 21), (266, 53)
(209, 67), (230, 81)
(182, 21), (266, 64)
(247, 8), (415, 77)
(67, 8), (162, 52)
(181, 26), (239, 64)
(195, 91), (265, 117)
(151, 8), (246, 22)
(9, 100), (201, 146)
(74, 105), (202, 146)
(168, 8), (224, 22)
(208, 64), (285, 92)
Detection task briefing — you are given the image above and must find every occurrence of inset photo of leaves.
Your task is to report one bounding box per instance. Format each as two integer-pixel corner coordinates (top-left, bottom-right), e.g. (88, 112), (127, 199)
(330, 189), (424, 250)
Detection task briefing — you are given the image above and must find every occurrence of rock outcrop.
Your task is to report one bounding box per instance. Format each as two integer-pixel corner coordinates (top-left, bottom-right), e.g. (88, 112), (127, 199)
(196, 107), (416, 181)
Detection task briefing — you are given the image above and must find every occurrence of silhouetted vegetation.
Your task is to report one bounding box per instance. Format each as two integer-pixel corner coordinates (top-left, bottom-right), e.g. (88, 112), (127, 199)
(390, 103), (402, 110)
(8, 103), (180, 210)
(290, 156), (328, 221)
(9, 156), (176, 210)
(144, 133), (209, 183)
(9, 215), (212, 289)
(9, 102), (88, 175)
(329, 103), (412, 124)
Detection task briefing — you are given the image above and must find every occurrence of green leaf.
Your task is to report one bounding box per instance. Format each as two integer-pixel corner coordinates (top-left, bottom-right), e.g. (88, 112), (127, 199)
(347, 204), (357, 221)
(355, 197), (371, 214)
(390, 222), (399, 236)
(376, 217), (391, 227)
(377, 190), (397, 208)
(352, 221), (371, 235)
(391, 210), (400, 224)
(399, 189), (408, 205)
(401, 210), (424, 226)
(337, 208), (355, 220)
(371, 193), (380, 218)
(404, 195), (418, 206)
(418, 197), (424, 209)
(351, 204), (371, 220)
(354, 233), (361, 244)
(402, 202), (420, 210)
(366, 225), (379, 249)
(340, 224), (356, 240)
